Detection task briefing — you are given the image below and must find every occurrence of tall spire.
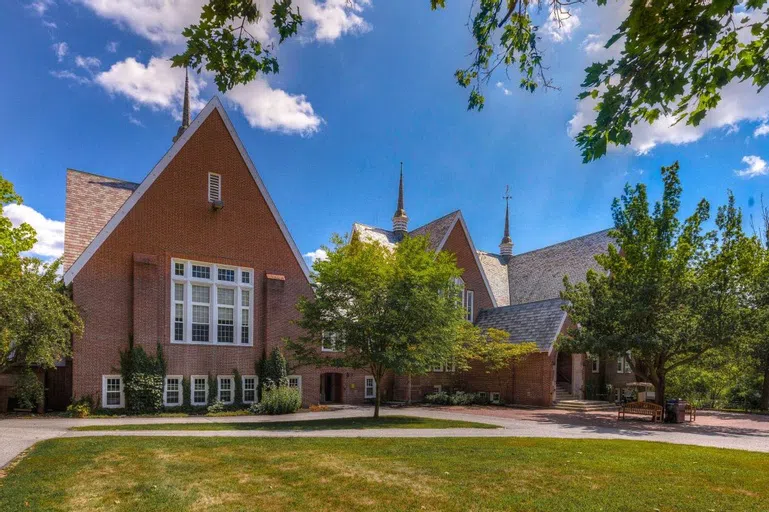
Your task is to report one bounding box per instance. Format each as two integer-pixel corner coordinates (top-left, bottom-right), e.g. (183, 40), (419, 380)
(173, 68), (191, 143)
(499, 185), (514, 259)
(392, 162), (409, 239)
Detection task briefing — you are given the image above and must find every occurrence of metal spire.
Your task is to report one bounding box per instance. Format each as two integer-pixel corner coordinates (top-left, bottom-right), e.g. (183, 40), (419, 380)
(173, 68), (191, 143)
(392, 162), (409, 237)
(500, 185), (513, 258)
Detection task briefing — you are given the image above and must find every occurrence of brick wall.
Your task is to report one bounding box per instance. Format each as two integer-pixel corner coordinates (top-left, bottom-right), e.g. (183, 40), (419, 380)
(69, 109), (370, 407)
(441, 222), (494, 320)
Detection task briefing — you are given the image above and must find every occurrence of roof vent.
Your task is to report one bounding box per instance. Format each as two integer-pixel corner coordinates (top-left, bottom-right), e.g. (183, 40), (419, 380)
(208, 173), (223, 210)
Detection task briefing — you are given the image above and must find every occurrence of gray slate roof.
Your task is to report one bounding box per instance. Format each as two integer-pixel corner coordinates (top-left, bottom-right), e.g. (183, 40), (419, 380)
(475, 298), (567, 352)
(352, 211), (460, 252)
(505, 229), (613, 305)
(477, 251), (510, 307)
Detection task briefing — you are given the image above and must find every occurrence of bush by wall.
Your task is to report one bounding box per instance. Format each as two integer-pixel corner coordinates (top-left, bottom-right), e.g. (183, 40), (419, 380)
(258, 347), (289, 396)
(14, 369), (44, 410)
(423, 390), (489, 406)
(250, 384), (301, 415)
(119, 340), (166, 414)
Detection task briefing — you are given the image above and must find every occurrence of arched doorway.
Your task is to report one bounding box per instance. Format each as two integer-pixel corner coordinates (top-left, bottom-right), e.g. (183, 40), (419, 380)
(320, 372), (343, 403)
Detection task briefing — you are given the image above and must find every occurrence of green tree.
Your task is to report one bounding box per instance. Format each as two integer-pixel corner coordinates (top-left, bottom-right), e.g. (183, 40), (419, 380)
(559, 162), (747, 405)
(176, 1), (769, 162)
(0, 173), (84, 374)
(286, 233), (472, 418)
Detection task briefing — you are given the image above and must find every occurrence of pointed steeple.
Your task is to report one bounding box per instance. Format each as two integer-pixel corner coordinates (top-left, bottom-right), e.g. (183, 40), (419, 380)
(173, 68), (191, 143)
(392, 162), (409, 239)
(499, 185), (514, 259)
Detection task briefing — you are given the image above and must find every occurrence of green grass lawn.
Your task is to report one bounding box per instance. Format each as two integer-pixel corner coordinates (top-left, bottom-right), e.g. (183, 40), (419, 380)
(70, 415), (498, 431)
(1, 437), (767, 512)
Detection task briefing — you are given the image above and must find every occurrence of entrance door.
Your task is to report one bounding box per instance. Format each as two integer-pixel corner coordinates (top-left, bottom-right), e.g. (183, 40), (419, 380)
(320, 373), (343, 403)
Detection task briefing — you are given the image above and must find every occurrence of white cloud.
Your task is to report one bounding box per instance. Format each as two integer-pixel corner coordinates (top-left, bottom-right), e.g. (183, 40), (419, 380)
(42, 20), (58, 29)
(95, 57), (205, 114)
(544, 7), (581, 43)
(226, 78), (323, 135)
(303, 248), (328, 266)
(27, 0), (55, 16)
(76, 0), (371, 44)
(50, 70), (91, 85)
(75, 55), (101, 71)
(754, 123), (769, 137)
(51, 42), (68, 62)
(126, 113), (144, 127)
(106, 41), (119, 53)
(735, 155), (768, 178)
(3, 204), (64, 260)
(496, 81), (512, 96)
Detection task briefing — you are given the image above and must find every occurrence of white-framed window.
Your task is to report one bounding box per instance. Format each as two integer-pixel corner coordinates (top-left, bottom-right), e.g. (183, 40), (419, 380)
(478, 391), (488, 401)
(591, 356), (600, 374)
(614, 387), (622, 402)
(454, 277), (465, 307)
(465, 290), (474, 321)
(433, 385), (442, 393)
(432, 363), (443, 372)
(164, 376), (182, 407)
(102, 375), (124, 408)
(490, 392), (501, 404)
(287, 375), (302, 393)
(322, 331), (344, 352)
(624, 352), (633, 374)
(242, 375), (257, 404)
(171, 259), (254, 345)
(616, 355), (624, 374)
(364, 376), (376, 399)
(208, 172), (221, 202)
(445, 360), (456, 373)
(191, 375), (208, 406)
(218, 376), (234, 404)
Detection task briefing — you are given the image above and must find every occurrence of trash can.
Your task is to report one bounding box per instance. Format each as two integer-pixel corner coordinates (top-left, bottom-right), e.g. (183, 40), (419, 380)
(665, 399), (686, 423)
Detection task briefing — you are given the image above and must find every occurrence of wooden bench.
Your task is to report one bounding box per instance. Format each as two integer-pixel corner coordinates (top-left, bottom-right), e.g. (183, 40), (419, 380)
(618, 401), (663, 423)
(685, 403), (696, 422)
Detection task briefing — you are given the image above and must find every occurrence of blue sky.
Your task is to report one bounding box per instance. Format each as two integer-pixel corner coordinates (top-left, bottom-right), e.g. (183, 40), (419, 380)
(1, 0), (768, 264)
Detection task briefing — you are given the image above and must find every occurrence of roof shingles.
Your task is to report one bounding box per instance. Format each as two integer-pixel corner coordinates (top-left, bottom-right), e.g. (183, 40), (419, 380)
(475, 298), (567, 352)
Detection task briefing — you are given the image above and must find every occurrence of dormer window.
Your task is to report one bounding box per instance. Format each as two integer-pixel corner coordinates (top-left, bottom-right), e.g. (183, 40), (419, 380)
(208, 172), (221, 203)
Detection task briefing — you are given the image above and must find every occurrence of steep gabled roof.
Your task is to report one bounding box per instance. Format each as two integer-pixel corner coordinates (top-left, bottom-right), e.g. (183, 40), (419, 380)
(63, 170), (138, 272)
(475, 298), (567, 352)
(476, 251), (510, 307)
(506, 229), (613, 305)
(63, 96), (311, 285)
(350, 210), (498, 307)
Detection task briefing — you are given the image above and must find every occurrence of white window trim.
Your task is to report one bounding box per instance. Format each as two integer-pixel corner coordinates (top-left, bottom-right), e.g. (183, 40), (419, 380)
(170, 259), (254, 346)
(217, 375), (235, 404)
(287, 375), (302, 393)
(478, 391), (488, 400)
(490, 392), (501, 404)
(242, 375), (258, 404)
(321, 331), (344, 353)
(432, 363), (443, 372)
(465, 290), (474, 321)
(616, 355), (624, 374)
(433, 385), (442, 393)
(364, 376), (376, 399)
(624, 351), (633, 374)
(191, 375), (208, 406)
(591, 356), (600, 374)
(101, 375), (124, 409)
(163, 375), (183, 407)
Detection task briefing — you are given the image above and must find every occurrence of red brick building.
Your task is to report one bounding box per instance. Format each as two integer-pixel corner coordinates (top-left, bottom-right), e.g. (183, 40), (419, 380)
(59, 94), (616, 411)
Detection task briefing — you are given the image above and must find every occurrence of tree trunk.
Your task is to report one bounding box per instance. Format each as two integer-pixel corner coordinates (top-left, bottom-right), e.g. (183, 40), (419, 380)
(656, 372), (666, 407)
(374, 385), (380, 418)
(407, 374), (412, 405)
(761, 361), (769, 411)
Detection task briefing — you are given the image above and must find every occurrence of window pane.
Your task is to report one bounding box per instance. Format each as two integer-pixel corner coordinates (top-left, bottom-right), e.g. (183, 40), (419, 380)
(192, 285), (210, 304)
(192, 305), (209, 323)
(174, 304), (184, 341)
(241, 290), (250, 307)
(218, 268), (235, 282)
(192, 304), (210, 342)
(191, 265), (211, 279)
(241, 309), (249, 344)
(241, 271), (251, 284)
(217, 287), (235, 306)
(174, 262), (185, 276)
(174, 283), (185, 301)
(218, 307), (234, 343)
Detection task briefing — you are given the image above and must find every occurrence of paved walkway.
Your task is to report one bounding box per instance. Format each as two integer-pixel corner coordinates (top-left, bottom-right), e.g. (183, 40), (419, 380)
(2, 406), (768, 468)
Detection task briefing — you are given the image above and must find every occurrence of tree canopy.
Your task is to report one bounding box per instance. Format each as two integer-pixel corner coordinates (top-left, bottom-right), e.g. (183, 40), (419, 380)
(176, 1), (769, 162)
(558, 162), (751, 405)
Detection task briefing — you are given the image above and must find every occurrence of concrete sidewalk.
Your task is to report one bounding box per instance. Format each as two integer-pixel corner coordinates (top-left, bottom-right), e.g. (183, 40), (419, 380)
(2, 406), (768, 469)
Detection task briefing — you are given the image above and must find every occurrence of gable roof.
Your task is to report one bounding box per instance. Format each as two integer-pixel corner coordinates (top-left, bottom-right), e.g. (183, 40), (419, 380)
(506, 229), (613, 305)
(476, 251), (510, 307)
(351, 210), (498, 307)
(63, 170), (138, 272)
(63, 96), (311, 285)
(475, 298), (567, 352)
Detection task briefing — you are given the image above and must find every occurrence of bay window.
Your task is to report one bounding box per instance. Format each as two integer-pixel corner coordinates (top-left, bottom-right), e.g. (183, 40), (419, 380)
(171, 259), (254, 345)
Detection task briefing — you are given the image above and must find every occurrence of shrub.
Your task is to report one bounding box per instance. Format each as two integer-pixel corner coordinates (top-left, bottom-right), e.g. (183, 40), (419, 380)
(258, 347), (289, 397)
(207, 400), (226, 414)
(207, 373), (218, 407)
(66, 396), (93, 418)
(119, 341), (165, 414)
(423, 391), (451, 405)
(253, 385), (301, 415)
(424, 390), (487, 406)
(14, 369), (44, 410)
